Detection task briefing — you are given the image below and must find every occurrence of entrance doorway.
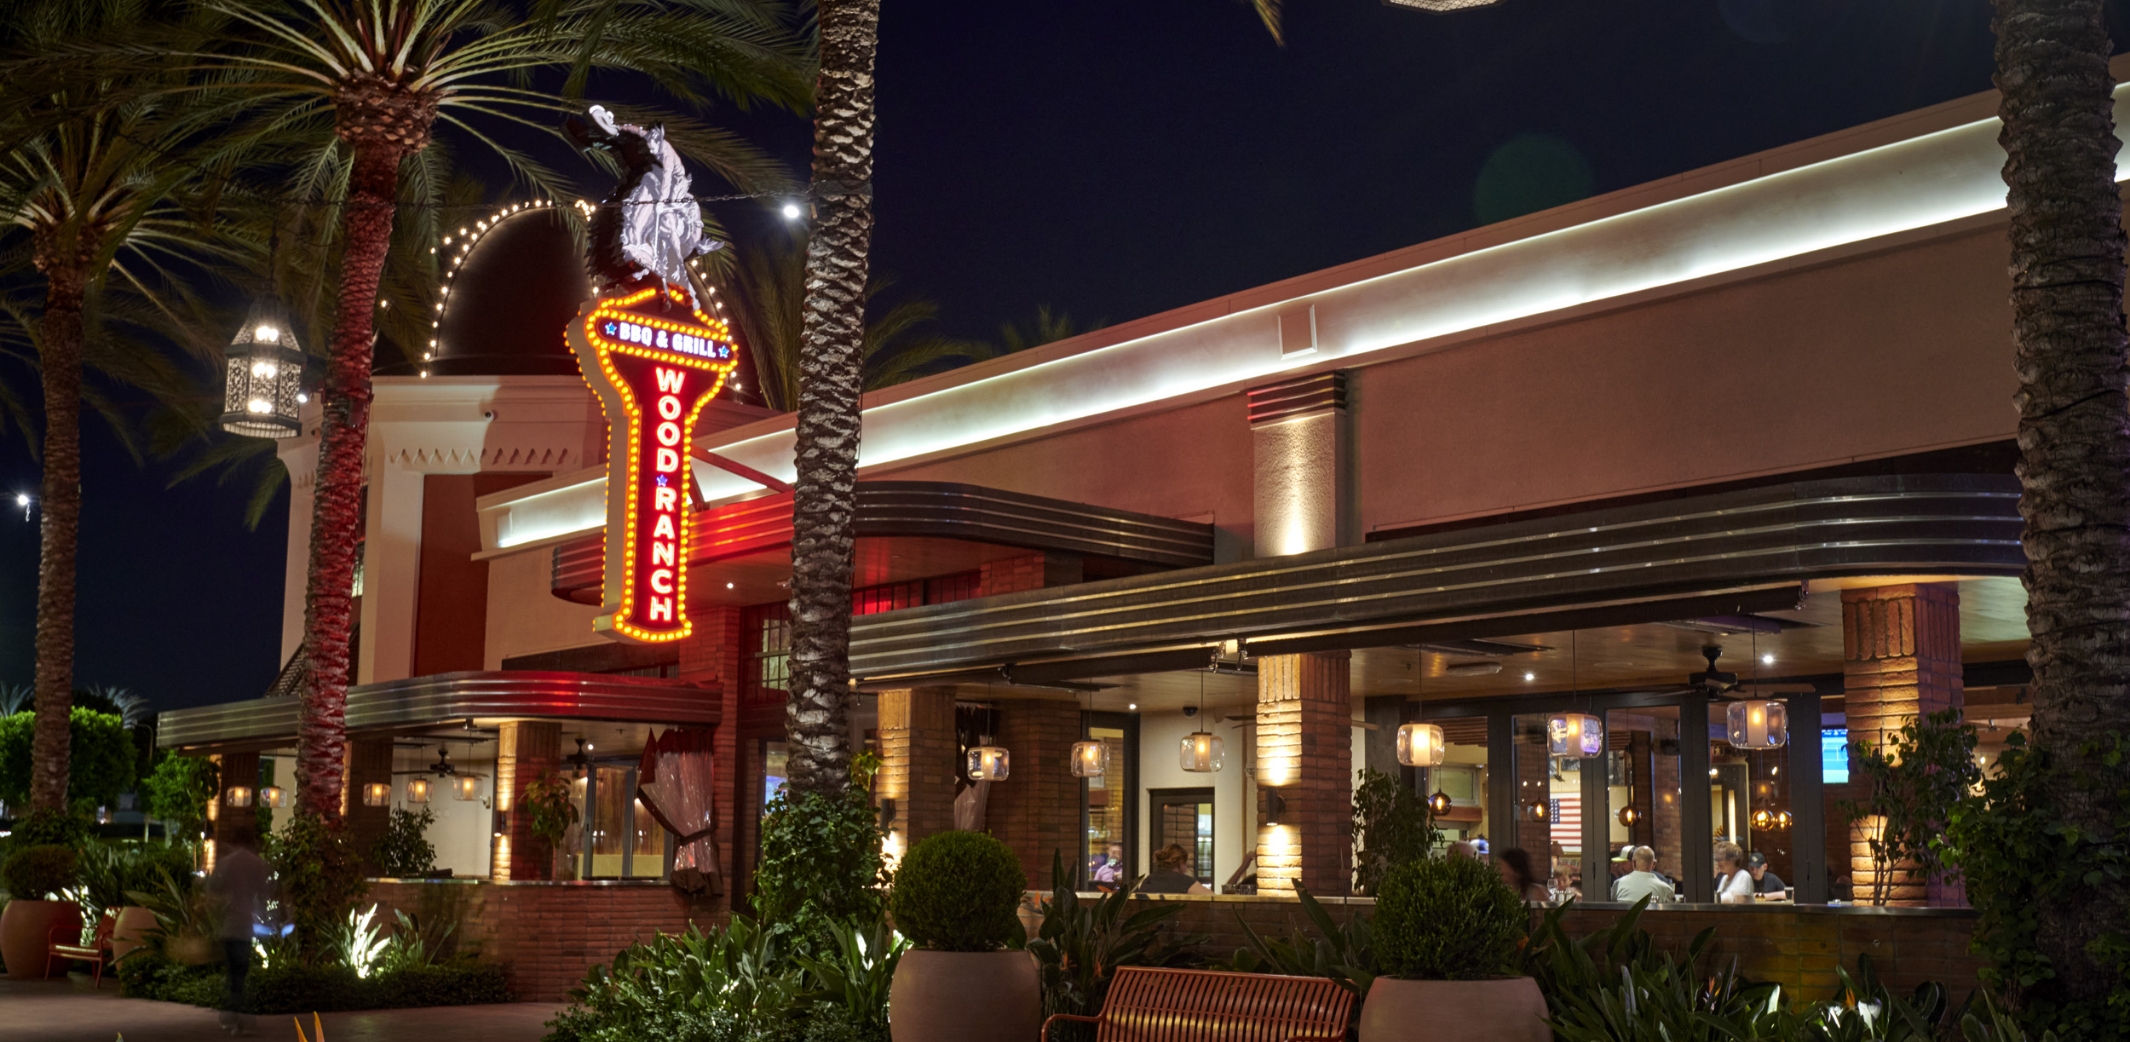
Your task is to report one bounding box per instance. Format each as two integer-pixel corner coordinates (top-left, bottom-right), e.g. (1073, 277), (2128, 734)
(1148, 787), (1216, 886)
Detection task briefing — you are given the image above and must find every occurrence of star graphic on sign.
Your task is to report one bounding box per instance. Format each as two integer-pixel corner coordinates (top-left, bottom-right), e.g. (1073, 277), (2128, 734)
(655, 474), (668, 486)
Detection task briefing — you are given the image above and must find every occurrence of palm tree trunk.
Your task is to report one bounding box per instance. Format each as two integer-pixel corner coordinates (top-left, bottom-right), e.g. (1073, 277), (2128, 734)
(784, 0), (879, 796)
(295, 140), (403, 822)
(26, 258), (86, 815)
(1994, 0), (2130, 1008)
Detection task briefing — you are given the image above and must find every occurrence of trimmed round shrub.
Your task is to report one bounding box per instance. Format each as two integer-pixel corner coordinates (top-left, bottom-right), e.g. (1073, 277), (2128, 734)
(887, 831), (1025, 951)
(1373, 855), (1525, 980)
(3, 844), (79, 900)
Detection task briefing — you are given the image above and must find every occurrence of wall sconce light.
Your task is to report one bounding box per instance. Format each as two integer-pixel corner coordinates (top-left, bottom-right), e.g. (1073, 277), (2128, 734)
(967, 741), (1011, 781)
(1396, 722), (1446, 767)
(1264, 793), (1287, 826)
(362, 783), (390, 807)
(1070, 740), (1108, 778)
(407, 778), (431, 804)
(224, 786), (253, 808)
(258, 786), (285, 809)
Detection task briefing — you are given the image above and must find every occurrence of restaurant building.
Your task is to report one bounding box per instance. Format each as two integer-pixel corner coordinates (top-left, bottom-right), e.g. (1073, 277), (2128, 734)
(159, 60), (2084, 997)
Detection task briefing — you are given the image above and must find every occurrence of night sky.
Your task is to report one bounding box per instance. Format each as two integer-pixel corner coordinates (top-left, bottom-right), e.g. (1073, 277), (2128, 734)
(0, 0), (2098, 712)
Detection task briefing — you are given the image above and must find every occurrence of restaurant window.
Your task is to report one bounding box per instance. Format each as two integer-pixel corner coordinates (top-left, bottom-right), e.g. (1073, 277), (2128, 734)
(580, 765), (671, 880)
(742, 603), (792, 706)
(1081, 714), (1135, 889)
(1149, 788), (1215, 885)
(1420, 716), (1489, 849)
(1603, 706), (1686, 896)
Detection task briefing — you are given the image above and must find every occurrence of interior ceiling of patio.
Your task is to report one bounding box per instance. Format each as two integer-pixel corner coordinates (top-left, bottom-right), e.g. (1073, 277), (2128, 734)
(955, 575), (2033, 720)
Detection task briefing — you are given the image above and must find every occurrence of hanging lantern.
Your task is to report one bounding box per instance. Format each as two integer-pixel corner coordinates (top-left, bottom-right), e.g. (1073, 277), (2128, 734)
(1396, 722), (1446, 767)
(1523, 799), (1551, 822)
(454, 775), (481, 802)
(1726, 701), (1789, 749)
(258, 785), (285, 809)
(1617, 804), (1641, 826)
(1547, 713), (1605, 758)
(1428, 790), (1453, 815)
(967, 743), (1011, 781)
(219, 302), (306, 438)
(1775, 810), (1793, 829)
(1180, 731), (1225, 773)
(1070, 740), (1108, 778)
(1751, 808), (1775, 831)
(224, 786), (253, 808)
(407, 778), (431, 804)
(362, 783), (390, 808)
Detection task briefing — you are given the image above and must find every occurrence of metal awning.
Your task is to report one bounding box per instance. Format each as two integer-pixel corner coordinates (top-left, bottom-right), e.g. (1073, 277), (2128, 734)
(848, 474), (2023, 683)
(158, 670), (721, 752)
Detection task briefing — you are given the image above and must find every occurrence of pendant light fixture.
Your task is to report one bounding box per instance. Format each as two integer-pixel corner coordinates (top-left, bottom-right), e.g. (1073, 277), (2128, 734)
(406, 777), (431, 804)
(1397, 648), (1445, 767)
(1727, 633), (1789, 748)
(259, 785), (286, 809)
(454, 774), (482, 802)
(967, 686), (1010, 780)
(1429, 791), (1454, 816)
(1547, 632), (1604, 758)
(1069, 689), (1107, 778)
(362, 783), (390, 808)
(1180, 670), (1224, 773)
(220, 229), (306, 438)
(224, 785), (254, 809)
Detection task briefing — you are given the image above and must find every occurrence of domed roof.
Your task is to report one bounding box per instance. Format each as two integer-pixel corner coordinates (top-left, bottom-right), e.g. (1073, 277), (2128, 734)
(426, 204), (590, 376)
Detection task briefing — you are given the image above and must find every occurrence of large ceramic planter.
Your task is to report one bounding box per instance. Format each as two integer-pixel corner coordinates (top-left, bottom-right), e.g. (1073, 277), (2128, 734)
(110, 906), (159, 965)
(1359, 976), (1550, 1042)
(889, 949), (1040, 1042)
(0, 899), (82, 980)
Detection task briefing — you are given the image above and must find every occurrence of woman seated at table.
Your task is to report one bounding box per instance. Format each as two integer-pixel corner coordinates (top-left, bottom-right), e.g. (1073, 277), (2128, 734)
(1139, 844), (1211, 895)
(1714, 841), (1756, 904)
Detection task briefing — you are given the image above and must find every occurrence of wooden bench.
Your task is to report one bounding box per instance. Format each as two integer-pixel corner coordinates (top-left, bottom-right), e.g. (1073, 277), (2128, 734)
(47, 914), (116, 988)
(1040, 965), (1352, 1041)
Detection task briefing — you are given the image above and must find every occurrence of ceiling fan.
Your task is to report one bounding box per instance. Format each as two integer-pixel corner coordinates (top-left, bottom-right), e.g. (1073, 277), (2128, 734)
(392, 744), (490, 780)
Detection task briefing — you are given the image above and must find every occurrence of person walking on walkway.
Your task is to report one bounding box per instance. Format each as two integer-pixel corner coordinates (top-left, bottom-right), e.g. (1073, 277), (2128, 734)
(208, 835), (271, 1035)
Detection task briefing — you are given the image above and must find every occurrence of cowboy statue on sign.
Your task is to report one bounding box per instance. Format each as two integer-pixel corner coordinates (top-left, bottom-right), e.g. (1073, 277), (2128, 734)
(566, 104), (721, 309)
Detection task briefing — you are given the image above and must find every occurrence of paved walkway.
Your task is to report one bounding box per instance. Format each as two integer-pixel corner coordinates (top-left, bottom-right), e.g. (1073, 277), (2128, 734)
(0, 976), (567, 1042)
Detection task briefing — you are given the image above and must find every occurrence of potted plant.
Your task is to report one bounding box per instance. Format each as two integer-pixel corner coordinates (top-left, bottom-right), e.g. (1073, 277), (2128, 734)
(522, 771), (579, 881)
(1358, 855), (1547, 1042)
(886, 831), (1039, 1042)
(1, 844), (83, 980)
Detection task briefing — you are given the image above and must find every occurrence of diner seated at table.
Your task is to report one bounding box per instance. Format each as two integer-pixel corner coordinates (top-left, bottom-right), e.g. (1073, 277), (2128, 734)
(1611, 846), (1676, 905)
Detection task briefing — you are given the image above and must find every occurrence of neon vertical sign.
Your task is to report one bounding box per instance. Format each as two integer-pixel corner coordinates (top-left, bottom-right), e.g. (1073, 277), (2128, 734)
(568, 285), (738, 642)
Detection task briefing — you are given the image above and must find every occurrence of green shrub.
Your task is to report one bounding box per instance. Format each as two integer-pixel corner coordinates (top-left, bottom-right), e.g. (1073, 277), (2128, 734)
(0, 708), (137, 809)
(3, 844), (78, 899)
(1220, 882), (1376, 1001)
(546, 915), (803, 1042)
(264, 810), (368, 962)
(1352, 768), (1438, 895)
(116, 949), (510, 1013)
(1373, 855), (1523, 980)
(1030, 853), (1202, 1029)
(372, 806), (438, 878)
(117, 952), (224, 1006)
(755, 753), (885, 956)
(75, 841), (195, 917)
(887, 831), (1025, 952)
(142, 755), (219, 839)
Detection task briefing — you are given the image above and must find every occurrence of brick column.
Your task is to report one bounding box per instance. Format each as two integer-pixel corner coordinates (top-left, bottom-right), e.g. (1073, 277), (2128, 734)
(345, 739), (394, 873)
(1255, 651), (1353, 895)
(494, 721), (562, 881)
(988, 699), (1081, 888)
(1515, 732), (1551, 860)
(678, 605), (743, 906)
(876, 687), (959, 855)
(211, 751), (260, 867)
(1841, 584), (1962, 907)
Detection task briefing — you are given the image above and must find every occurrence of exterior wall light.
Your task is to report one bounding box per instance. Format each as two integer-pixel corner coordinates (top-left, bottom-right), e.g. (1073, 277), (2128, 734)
(1070, 740), (1108, 778)
(967, 743), (1011, 782)
(1726, 701), (1789, 749)
(362, 783), (390, 807)
(407, 778), (432, 804)
(220, 302), (305, 438)
(224, 786), (253, 808)
(454, 775), (482, 802)
(1547, 713), (1605, 758)
(258, 786), (285, 809)
(1396, 722), (1446, 767)
(1180, 730), (1225, 773)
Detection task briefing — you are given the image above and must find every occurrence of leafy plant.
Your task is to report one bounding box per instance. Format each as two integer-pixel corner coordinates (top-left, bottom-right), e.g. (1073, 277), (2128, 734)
(1946, 729), (2130, 1038)
(1961, 991), (2063, 1042)
(792, 915), (907, 1041)
(3, 843), (78, 899)
(756, 752), (886, 956)
(0, 708), (136, 809)
(375, 908), (456, 975)
(6, 808), (92, 850)
(1373, 855), (1523, 980)
(1351, 767), (1438, 896)
(546, 914), (805, 1042)
(1028, 855), (1202, 1037)
(334, 904), (391, 979)
(1220, 882), (1377, 1002)
(372, 806), (438, 878)
(128, 862), (216, 962)
(73, 840), (195, 919)
(522, 771), (580, 847)
(1841, 709), (1981, 906)
(264, 810), (368, 964)
(142, 755), (219, 839)
(886, 830), (1025, 952)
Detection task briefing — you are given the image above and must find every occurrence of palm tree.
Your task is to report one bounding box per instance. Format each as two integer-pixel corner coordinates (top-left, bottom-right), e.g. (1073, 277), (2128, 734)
(779, 2), (1285, 794)
(0, 0), (239, 817)
(725, 232), (987, 412)
(1991, 0), (2130, 1016)
(993, 305), (1098, 355)
(107, 0), (807, 820)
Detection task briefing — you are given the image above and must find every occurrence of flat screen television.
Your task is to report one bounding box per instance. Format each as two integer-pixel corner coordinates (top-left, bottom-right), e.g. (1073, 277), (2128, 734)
(1822, 727), (1849, 784)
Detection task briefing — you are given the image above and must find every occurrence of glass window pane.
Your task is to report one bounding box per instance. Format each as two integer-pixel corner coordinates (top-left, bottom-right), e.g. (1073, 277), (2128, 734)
(590, 766), (629, 878)
(1419, 716), (1488, 852)
(1604, 706), (1685, 901)
(1083, 726), (1127, 889)
(629, 797), (665, 878)
(1513, 713), (1580, 898)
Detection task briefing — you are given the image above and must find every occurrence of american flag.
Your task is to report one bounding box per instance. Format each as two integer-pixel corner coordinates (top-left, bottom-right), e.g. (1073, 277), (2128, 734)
(1550, 796), (1581, 845)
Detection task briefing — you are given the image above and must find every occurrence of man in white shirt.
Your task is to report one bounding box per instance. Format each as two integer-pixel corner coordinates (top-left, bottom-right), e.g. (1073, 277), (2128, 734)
(1611, 846), (1677, 906)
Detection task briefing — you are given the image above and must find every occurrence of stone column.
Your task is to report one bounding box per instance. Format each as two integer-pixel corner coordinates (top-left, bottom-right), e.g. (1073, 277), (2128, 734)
(211, 751), (260, 868)
(876, 687), (959, 856)
(1247, 372), (1350, 558)
(345, 738), (394, 873)
(1255, 651), (1353, 895)
(988, 699), (1082, 888)
(1841, 584), (1962, 907)
(493, 721), (562, 881)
